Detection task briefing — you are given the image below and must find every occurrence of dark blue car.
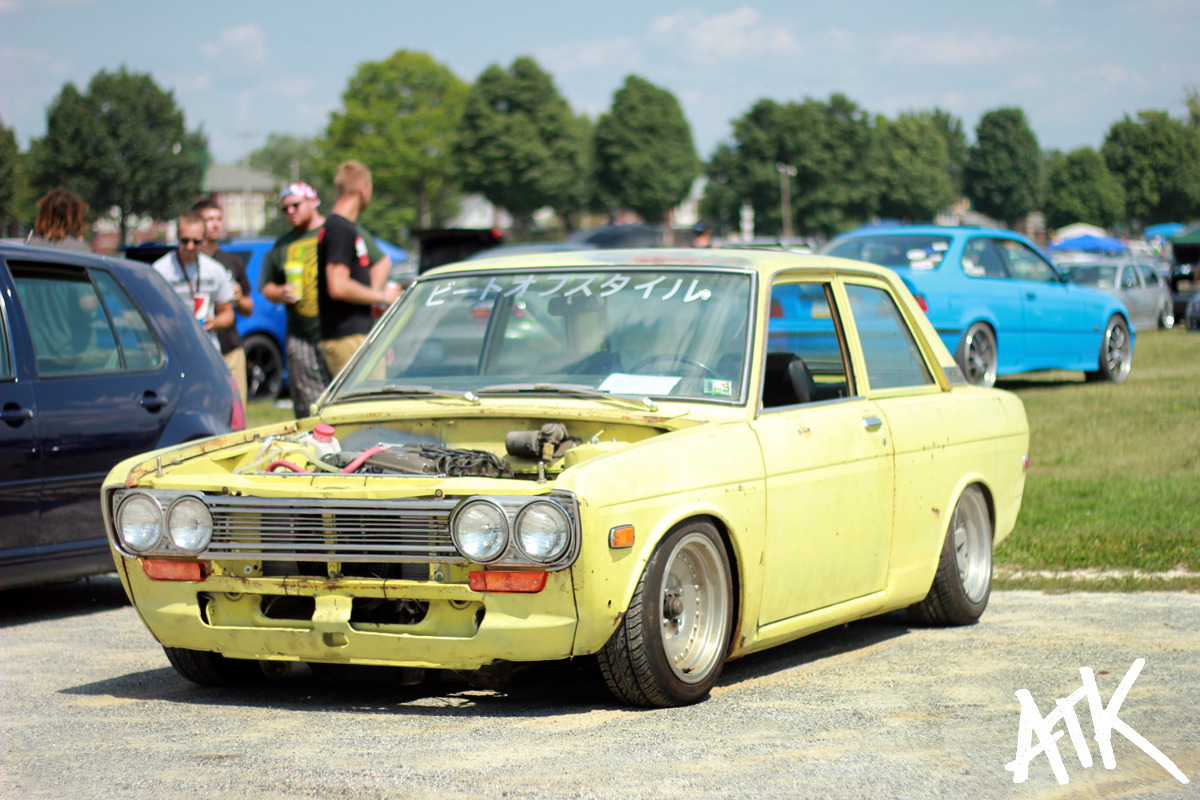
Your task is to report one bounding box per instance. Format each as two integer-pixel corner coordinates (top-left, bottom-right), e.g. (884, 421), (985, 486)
(0, 243), (243, 589)
(824, 225), (1134, 387)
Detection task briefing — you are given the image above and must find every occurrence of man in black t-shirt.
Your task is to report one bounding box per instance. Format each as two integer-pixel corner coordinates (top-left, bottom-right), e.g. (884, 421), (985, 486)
(316, 161), (399, 376)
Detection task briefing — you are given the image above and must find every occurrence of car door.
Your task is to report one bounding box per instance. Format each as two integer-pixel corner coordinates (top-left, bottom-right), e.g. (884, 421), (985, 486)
(750, 279), (893, 625)
(8, 259), (177, 552)
(994, 238), (1094, 368)
(958, 237), (1024, 372)
(0, 266), (40, 561)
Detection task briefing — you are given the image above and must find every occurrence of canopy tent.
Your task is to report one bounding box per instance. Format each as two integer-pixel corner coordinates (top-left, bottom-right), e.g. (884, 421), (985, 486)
(1052, 222), (1107, 241)
(1048, 234), (1126, 255)
(1144, 222), (1185, 240)
(1170, 226), (1200, 264)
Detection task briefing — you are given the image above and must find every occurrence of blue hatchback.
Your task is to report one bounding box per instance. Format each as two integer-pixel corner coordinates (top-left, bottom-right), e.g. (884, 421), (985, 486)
(824, 225), (1133, 387)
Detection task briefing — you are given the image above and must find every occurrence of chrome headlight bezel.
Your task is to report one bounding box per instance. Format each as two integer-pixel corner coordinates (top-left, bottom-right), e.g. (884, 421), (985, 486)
(165, 495), (214, 554)
(450, 499), (510, 564)
(514, 501), (572, 564)
(115, 492), (164, 553)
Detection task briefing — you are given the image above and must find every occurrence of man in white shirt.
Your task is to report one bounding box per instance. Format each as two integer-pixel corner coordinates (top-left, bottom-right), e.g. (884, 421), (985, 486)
(151, 210), (235, 352)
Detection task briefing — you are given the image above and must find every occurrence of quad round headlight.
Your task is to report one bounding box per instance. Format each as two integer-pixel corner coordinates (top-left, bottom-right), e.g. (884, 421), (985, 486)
(452, 501), (508, 563)
(166, 496), (214, 554)
(116, 493), (163, 553)
(515, 502), (571, 563)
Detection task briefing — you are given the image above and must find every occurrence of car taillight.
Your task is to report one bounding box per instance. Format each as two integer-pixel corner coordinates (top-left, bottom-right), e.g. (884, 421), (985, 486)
(230, 376), (245, 430)
(913, 293), (929, 313)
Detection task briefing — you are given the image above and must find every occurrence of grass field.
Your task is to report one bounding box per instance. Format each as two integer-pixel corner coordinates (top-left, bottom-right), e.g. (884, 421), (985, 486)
(247, 328), (1200, 591)
(994, 328), (1200, 590)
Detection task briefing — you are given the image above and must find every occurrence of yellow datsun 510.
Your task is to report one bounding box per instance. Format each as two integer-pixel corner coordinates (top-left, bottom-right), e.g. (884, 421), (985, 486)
(103, 248), (1028, 707)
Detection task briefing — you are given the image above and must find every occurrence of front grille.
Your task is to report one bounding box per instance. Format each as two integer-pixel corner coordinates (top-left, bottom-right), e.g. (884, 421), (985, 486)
(204, 496), (460, 562)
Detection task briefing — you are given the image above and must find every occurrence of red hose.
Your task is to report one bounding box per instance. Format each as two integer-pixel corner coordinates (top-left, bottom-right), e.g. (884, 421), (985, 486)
(340, 445), (386, 474)
(266, 459), (307, 473)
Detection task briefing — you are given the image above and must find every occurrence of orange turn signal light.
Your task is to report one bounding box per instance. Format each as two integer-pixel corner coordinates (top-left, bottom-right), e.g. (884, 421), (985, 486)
(143, 559), (208, 582)
(609, 525), (635, 549)
(468, 571), (548, 593)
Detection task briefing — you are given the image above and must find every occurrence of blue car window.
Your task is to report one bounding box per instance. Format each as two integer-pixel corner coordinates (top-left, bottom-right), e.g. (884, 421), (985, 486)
(91, 269), (164, 371)
(844, 283), (932, 391)
(996, 239), (1059, 283)
(960, 238), (1009, 279)
(12, 265), (123, 376)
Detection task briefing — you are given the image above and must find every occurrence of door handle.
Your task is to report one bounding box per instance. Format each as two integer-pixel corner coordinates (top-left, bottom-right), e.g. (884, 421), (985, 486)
(862, 416), (883, 432)
(1, 404), (34, 426)
(140, 391), (167, 412)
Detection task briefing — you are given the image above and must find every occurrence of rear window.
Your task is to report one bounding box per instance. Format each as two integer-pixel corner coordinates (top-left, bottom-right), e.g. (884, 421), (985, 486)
(827, 235), (951, 270)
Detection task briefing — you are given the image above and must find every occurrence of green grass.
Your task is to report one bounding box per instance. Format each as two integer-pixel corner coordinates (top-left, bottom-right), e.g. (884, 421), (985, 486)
(994, 328), (1200, 590)
(244, 330), (1200, 591)
(246, 398), (297, 428)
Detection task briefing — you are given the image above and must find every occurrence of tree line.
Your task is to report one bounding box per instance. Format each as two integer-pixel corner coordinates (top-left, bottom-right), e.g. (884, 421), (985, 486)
(2, 51), (1199, 248)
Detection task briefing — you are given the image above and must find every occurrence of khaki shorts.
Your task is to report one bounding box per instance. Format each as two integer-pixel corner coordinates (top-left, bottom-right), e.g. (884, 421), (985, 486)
(223, 347), (247, 405)
(320, 334), (367, 378)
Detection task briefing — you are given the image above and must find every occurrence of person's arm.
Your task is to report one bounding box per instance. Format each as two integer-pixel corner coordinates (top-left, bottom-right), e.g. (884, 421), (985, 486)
(234, 271), (254, 316)
(261, 280), (293, 304)
(207, 301), (235, 332)
(326, 261), (391, 305)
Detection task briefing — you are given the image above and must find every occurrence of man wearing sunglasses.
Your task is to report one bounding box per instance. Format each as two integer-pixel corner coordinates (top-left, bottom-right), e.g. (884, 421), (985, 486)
(151, 210), (235, 352)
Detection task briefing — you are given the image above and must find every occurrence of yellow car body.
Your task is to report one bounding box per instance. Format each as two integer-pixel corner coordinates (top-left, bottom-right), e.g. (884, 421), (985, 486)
(102, 249), (1028, 707)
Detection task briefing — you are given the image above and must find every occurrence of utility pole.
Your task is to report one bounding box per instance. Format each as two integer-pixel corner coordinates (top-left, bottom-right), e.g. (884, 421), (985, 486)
(777, 163), (797, 240)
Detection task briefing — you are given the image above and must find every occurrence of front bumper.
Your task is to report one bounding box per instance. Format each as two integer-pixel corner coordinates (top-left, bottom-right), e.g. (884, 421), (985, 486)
(120, 559), (579, 670)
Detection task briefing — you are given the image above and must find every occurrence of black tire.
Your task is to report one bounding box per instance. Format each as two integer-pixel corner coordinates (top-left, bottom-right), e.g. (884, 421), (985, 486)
(1084, 314), (1132, 383)
(163, 646), (268, 686)
(243, 333), (284, 401)
(908, 485), (992, 626)
(598, 520), (733, 707)
(954, 322), (997, 388)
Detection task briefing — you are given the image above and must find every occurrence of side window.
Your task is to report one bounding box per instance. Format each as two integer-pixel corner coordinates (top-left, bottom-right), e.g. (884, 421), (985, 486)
(960, 238), (1009, 278)
(11, 264), (160, 376)
(997, 239), (1059, 282)
(844, 283), (933, 391)
(0, 293), (13, 379)
(763, 281), (851, 407)
(92, 269), (164, 371)
(1121, 266), (1140, 290)
(1139, 265), (1161, 287)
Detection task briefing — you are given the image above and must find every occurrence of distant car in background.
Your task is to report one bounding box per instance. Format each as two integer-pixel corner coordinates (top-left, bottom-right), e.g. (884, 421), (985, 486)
(125, 236), (406, 402)
(823, 225), (1134, 387)
(1057, 256), (1174, 331)
(0, 242), (242, 589)
(566, 223), (662, 248)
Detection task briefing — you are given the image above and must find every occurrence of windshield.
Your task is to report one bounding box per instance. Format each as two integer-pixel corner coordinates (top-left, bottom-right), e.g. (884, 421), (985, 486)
(1062, 264), (1118, 288)
(334, 267), (754, 404)
(827, 234), (951, 270)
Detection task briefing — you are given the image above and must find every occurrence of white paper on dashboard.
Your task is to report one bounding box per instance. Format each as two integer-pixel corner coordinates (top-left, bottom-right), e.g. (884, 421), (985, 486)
(599, 373), (680, 395)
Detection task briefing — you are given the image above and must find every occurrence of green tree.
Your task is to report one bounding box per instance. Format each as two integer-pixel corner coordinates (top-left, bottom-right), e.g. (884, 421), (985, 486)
(453, 56), (587, 234)
(322, 50), (468, 241)
(702, 94), (878, 238)
(29, 67), (207, 246)
(594, 75), (698, 224)
(1041, 148), (1125, 231)
(1102, 110), (1200, 225)
(0, 117), (18, 232)
(923, 108), (967, 197)
(963, 107), (1040, 228)
(875, 113), (955, 221)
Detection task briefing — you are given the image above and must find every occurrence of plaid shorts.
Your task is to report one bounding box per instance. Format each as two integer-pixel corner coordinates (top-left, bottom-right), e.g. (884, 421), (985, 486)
(285, 336), (332, 418)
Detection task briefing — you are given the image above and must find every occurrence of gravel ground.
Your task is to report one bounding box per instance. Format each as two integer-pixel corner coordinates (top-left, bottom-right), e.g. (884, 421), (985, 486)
(1, 576), (1196, 800)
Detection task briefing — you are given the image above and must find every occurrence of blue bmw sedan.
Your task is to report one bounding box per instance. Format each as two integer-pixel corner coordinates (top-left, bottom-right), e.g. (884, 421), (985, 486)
(824, 225), (1133, 387)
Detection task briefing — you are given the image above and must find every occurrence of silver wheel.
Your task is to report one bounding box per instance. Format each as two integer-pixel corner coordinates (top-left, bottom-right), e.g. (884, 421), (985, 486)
(908, 485), (992, 626)
(598, 520), (733, 707)
(1159, 302), (1175, 330)
(1088, 314), (1132, 383)
(956, 323), (997, 387)
(660, 532), (731, 683)
(951, 486), (992, 605)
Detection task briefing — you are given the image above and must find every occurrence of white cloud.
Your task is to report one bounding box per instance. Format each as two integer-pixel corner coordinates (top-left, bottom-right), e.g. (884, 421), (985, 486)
(880, 31), (1028, 67)
(650, 6), (800, 63)
(200, 23), (267, 65)
(536, 38), (640, 75)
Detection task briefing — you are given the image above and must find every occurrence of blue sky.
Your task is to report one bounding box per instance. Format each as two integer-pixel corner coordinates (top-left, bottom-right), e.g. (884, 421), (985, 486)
(2, 0), (1197, 166)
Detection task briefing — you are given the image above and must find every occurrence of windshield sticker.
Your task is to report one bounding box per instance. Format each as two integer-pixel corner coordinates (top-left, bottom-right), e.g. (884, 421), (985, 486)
(703, 378), (734, 397)
(425, 274), (717, 307)
(600, 373), (681, 395)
